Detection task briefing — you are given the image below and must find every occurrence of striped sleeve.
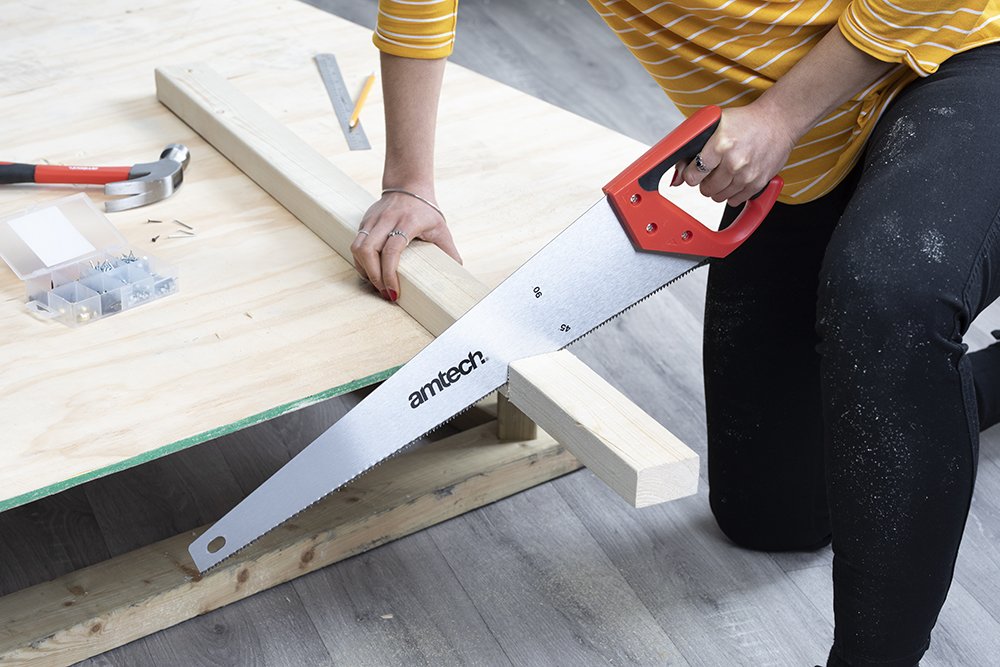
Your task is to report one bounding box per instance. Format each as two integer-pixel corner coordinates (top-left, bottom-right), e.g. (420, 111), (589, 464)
(838, 0), (994, 75)
(373, 0), (459, 59)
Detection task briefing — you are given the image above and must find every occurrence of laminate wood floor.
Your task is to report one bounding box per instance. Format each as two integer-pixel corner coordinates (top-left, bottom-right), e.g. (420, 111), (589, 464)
(4, 1), (1000, 665)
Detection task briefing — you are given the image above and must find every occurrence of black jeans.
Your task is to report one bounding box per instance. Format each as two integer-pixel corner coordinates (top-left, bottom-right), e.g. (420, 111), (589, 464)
(703, 43), (1000, 666)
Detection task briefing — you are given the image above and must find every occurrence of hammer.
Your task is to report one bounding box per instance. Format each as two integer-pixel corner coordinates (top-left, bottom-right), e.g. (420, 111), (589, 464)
(0, 144), (190, 212)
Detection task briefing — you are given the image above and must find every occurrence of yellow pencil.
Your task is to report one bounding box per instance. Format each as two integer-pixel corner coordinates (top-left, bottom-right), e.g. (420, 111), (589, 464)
(349, 72), (376, 129)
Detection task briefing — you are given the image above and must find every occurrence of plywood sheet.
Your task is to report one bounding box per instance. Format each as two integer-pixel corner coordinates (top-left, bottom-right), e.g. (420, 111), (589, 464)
(0, 0), (718, 510)
(0, 1), (639, 509)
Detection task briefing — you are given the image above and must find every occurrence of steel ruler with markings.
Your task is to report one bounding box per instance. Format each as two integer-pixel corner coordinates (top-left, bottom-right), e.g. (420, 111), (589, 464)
(314, 53), (371, 151)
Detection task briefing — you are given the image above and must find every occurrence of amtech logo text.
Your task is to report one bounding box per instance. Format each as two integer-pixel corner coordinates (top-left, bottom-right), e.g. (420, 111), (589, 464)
(408, 351), (486, 409)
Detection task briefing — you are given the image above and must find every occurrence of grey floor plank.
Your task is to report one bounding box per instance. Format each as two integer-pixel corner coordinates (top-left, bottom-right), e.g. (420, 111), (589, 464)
(84, 437), (244, 555)
(951, 454), (1000, 625)
(554, 470), (832, 667)
(428, 482), (691, 666)
(76, 585), (334, 667)
(74, 637), (158, 667)
(294, 531), (512, 667)
(0, 486), (108, 596)
(788, 563), (1000, 667)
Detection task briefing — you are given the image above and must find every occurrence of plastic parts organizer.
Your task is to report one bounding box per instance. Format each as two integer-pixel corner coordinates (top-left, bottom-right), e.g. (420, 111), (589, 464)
(0, 193), (179, 326)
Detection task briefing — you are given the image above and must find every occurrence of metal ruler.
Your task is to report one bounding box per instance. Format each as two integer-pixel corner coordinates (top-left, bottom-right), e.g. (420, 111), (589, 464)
(314, 53), (371, 151)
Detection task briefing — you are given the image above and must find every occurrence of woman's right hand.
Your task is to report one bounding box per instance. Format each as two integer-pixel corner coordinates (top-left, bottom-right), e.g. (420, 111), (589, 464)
(351, 188), (462, 302)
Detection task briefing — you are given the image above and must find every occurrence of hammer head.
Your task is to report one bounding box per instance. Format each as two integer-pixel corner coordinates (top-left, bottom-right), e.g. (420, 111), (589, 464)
(104, 144), (190, 212)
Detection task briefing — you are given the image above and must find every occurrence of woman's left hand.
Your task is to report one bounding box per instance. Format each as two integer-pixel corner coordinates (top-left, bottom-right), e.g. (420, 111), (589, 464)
(673, 102), (797, 207)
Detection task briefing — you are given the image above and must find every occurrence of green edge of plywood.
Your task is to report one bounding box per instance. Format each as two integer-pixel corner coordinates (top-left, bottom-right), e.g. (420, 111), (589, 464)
(0, 365), (401, 513)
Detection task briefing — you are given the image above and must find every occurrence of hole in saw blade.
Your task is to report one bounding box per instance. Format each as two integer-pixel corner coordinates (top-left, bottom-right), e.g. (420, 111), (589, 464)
(207, 535), (227, 553)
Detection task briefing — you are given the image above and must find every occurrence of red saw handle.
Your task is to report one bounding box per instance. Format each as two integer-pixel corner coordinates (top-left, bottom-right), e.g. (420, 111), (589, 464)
(0, 162), (132, 186)
(603, 105), (783, 259)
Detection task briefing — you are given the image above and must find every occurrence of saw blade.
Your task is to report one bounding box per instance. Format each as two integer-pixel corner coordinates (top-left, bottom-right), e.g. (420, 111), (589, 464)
(189, 197), (704, 572)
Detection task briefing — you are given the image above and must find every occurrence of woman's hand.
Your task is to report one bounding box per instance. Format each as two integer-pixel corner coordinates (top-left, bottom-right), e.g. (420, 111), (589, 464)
(351, 189), (461, 301)
(671, 25), (897, 207)
(673, 102), (797, 207)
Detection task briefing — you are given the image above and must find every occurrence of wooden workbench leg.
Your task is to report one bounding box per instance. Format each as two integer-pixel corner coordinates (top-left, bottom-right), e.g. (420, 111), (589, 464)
(497, 392), (538, 441)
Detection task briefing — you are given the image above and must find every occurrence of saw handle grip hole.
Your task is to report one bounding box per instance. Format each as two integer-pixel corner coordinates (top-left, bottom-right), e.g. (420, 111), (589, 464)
(207, 535), (227, 554)
(603, 105), (782, 258)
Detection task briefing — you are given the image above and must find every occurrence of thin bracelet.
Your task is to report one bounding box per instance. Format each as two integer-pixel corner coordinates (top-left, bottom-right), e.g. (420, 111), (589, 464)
(381, 188), (446, 223)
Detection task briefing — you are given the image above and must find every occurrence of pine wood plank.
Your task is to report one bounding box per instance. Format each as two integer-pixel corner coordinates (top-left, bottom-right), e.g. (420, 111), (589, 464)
(496, 393), (538, 442)
(155, 62), (700, 508)
(156, 63), (487, 338)
(509, 350), (699, 507)
(0, 422), (578, 667)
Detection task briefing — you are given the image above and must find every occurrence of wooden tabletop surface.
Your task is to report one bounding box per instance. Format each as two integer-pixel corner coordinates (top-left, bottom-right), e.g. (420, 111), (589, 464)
(0, 0), (725, 511)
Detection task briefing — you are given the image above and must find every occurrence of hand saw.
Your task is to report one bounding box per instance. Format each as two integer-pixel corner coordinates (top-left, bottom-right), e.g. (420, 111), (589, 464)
(189, 105), (783, 572)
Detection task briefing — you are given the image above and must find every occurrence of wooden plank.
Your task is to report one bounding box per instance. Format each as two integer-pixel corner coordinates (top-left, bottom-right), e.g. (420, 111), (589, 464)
(0, 422), (578, 667)
(509, 350), (699, 508)
(154, 63), (699, 508)
(155, 63), (486, 338)
(496, 393), (538, 442)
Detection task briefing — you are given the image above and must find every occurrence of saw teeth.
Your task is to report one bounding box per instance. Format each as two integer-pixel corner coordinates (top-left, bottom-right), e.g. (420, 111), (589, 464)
(194, 393), (494, 573)
(563, 259), (707, 349)
(195, 260), (707, 573)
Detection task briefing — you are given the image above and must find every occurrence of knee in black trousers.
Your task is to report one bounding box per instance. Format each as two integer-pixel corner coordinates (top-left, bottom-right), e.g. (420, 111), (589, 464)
(704, 188), (852, 553)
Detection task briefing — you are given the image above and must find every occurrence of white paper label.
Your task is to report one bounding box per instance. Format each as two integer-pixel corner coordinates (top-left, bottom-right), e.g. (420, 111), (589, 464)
(7, 207), (96, 267)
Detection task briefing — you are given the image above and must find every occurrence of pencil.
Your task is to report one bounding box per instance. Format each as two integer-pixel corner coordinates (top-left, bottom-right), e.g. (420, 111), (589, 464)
(349, 72), (376, 129)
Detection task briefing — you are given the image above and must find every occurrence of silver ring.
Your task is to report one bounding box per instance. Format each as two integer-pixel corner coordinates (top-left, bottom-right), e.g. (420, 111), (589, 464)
(357, 229), (370, 236)
(694, 154), (710, 173)
(387, 229), (409, 242)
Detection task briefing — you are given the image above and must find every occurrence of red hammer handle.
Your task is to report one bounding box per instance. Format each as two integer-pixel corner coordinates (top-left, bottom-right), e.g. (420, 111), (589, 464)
(0, 162), (132, 186)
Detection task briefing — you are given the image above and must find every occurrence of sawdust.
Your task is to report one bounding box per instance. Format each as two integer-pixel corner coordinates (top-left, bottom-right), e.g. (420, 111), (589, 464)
(918, 229), (946, 263)
(929, 106), (956, 116)
(882, 116), (917, 166)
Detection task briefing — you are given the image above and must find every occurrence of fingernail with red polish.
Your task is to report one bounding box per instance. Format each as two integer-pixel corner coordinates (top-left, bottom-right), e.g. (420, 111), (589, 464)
(379, 289), (389, 300)
(388, 289), (398, 302)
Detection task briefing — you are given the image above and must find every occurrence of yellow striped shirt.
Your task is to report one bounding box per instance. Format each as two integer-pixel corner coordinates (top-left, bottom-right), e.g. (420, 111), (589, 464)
(374, 0), (1000, 203)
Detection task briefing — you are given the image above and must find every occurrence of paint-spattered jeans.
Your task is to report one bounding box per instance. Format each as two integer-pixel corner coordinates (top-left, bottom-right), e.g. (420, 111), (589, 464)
(703, 44), (1000, 666)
